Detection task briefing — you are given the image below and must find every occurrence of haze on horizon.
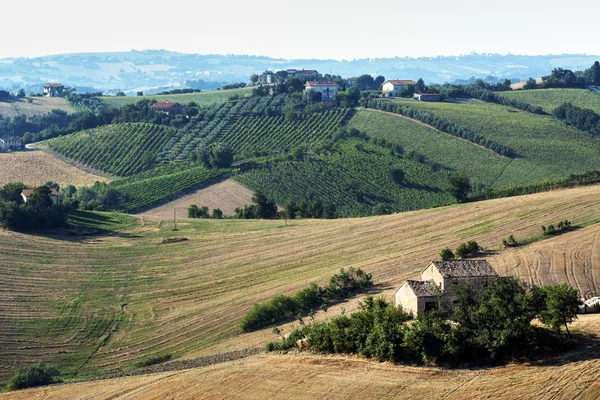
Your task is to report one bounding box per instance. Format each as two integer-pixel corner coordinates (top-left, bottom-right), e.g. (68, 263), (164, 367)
(3, 0), (599, 60)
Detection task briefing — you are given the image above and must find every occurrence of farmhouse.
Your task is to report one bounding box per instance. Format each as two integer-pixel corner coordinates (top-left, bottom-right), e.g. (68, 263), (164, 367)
(347, 77), (358, 88)
(287, 68), (318, 77)
(257, 73), (282, 85)
(21, 188), (59, 204)
(0, 137), (22, 151)
(150, 102), (182, 115)
(44, 83), (64, 97)
(413, 92), (441, 102)
(304, 80), (338, 101)
(381, 80), (416, 97)
(396, 260), (498, 315)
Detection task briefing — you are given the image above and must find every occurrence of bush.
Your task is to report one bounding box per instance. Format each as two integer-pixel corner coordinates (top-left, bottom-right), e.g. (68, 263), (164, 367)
(135, 354), (172, 368)
(7, 363), (61, 390)
(455, 240), (480, 258)
(440, 248), (455, 261)
(542, 220), (573, 236)
(503, 235), (519, 248)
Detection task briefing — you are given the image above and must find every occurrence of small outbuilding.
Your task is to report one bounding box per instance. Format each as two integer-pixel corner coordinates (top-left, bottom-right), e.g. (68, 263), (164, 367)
(413, 92), (441, 102)
(396, 260), (498, 315)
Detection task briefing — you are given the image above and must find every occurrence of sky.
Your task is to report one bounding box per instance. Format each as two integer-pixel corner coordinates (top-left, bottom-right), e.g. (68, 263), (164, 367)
(2, 0), (599, 60)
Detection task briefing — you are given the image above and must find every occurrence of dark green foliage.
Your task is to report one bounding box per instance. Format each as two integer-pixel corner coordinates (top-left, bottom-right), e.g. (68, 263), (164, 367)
(541, 67), (587, 89)
(461, 85), (545, 114)
(0, 184), (70, 231)
(187, 204), (209, 218)
(373, 203), (391, 216)
(523, 78), (539, 90)
(447, 172), (471, 203)
(540, 283), (581, 338)
(541, 220), (573, 236)
(553, 103), (600, 136)
(502, 235), (519, 248)
(440, 247), (455, 261)
(592, 61), (600, 85)
(7, 363), (61, 390)
(198, 143), (234, 168)
(212, 208), (223, 219)
(239, 268), (373, 332)
(135, 354), (172, 368)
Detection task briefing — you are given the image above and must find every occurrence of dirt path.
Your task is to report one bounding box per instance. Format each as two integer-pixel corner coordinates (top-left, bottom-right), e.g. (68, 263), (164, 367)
(359, 107), (508, 158)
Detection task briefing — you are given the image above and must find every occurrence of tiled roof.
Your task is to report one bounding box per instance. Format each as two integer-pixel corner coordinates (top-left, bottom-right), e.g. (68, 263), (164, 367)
(387, 80), (416, 86)
(22, 188), (59, 197)
(44, 83), (63, 87)
(430, 260), (497, 278)
(151, 102), (180, 110)
(405, 280), (440, 297)
(304, 80), (337, 87)
(415, 92), (440, 96)
(288, 69), (318, 74)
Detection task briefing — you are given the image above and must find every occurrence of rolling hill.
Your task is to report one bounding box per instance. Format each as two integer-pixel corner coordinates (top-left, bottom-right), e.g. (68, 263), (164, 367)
(2, 184), (600, 387)
(0, 96), (74, 119)
(501, 88), (600, 114)
(99, 88), (252, 108)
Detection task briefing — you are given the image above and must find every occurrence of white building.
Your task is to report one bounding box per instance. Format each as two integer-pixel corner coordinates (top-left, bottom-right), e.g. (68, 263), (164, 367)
(0, 137), (22, 151)
(304, 80), (338, 101)
(21, 188), (60, 204)
(44, 83), (64, 97)
(287, 69), (318, 77)
(381, 80), (416, 97)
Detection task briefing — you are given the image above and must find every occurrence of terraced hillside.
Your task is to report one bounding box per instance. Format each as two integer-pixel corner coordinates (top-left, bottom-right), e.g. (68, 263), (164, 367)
(387, 98), (600, 187)
(0, 97), (74, 119)
(502, 88), (600, 114)
(3, 185), (600, 386)
(99, 88), (252, 108)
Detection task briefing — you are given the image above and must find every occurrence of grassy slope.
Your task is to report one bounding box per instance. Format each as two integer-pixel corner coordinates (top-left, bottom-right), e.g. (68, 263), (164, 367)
(3, 185), (600, 385)
(502, 88), (600, 114)
(390, 98), (600, 188)
(236, 139), (454, 216)
(348, 110), (511, 189)
(0, 97), (75, 119)
(99, 88), (252, 108)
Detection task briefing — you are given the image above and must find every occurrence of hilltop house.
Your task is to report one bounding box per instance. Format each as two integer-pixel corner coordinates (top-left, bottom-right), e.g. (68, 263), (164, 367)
(21, 188), (59, 204)
(150, 102), (182, 116)
(257, 73), (282, 85)
(347, 77), (358, 88)
(0, 137), (22, 151)
(44, 83), (64, 97)
(396, 260), (498, 315)
(381, 80), (416, 97)
(304, 80), (338, 101)
(413, 92), (441, 102)
(287, 69), (318, 77)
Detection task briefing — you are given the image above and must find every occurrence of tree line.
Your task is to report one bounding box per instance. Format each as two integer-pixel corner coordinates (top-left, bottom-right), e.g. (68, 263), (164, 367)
(553, 103), (600, 136)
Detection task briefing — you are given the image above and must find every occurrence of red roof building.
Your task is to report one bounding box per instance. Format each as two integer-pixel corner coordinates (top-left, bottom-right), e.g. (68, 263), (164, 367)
(21, 188), (59, 204)
(150, 102), (182, 115)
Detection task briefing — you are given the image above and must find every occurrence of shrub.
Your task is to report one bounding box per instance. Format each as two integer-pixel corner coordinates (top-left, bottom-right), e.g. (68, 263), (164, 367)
(440, 248), (455, 261)
(455, 243), (470, 259)
(542, 220), (573, 236)
(503, 235), (519, 247)
(135, 354), (172, 368)
(7, 363), (61, 390)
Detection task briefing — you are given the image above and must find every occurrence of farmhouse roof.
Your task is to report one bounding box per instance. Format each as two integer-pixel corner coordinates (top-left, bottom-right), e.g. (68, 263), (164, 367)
(22, 188), (59, 197)
(415, 92), (440, 96)
(5, 136), (21, 141)
(44, 83), (64, 87)
(304, 80), (337, 87)
(288, 69), (318, 74)
(386, 80), (417, 86)
(405, 280), (440, 297)
(151, 102), (180, 110)
(429, 260), (497, 278)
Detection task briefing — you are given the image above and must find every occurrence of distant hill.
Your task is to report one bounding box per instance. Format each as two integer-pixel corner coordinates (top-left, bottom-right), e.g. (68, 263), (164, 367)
(0, 51), (598, 93)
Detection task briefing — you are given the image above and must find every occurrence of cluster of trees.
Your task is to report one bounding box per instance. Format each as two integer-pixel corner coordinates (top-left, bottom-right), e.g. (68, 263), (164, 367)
(187, 204), (223, 219)
(267, 278), (581, 364)
(447, 172), (471, 203)
(440, 240), (480, 261)
(239, 267), (373, 332)
(361, 98), (515, 157)
(222, 82), (247, 90)
(521, 64), (598, 90)
(190, 143), (234, 168)
(542, 220), (573, 236)
(0, 183), (70, 231)
(353, 74), (385, 91)
(553, 103), (600, 136)
(59, 181), (118, 211)
(7, 362), (61, 391)
(502, 235), (519, 248)
(234, 191), (278, 219)
(282, 199), (337, 219)
(156, 88), (202, 95)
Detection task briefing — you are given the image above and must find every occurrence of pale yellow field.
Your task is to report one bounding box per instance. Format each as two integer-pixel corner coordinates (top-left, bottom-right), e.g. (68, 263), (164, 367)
(0, 150), (109, 187)
(5, 314), (600, 400)
(139, 179), (254, 218)
(0, 97), (74, 119)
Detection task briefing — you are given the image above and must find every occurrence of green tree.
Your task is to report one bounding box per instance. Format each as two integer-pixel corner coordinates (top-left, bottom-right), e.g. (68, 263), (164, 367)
(415, 78), (425, 93)
(356, 74), (375, 91)
(592, 61), (600, 85)
(17, 88), (26, 98)
(440, 247), (454, 261)
(136, 91), (144, 96)
(540, 283), (580, 338)
(7, 362), (61, 390)
(252, 191), (278, 219)
(250, 74), (259, 83)
(373, 203), (391, 216)
(447, 173), (471, 203)
(187, 204), (199, 218)
(523, 77), (538, 90)
(455, 243), (470, 259)
(212, 208), (223, 219)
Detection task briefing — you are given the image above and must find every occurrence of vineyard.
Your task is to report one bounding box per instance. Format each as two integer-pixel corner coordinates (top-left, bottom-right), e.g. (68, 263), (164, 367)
(110, 164), (230, 212)
(99, 87), (252, 108)
(46, 123), (176, 176)
(388, 98), (600, 187)
(502, 88), (600, 114)
(236, 139), (454, 216)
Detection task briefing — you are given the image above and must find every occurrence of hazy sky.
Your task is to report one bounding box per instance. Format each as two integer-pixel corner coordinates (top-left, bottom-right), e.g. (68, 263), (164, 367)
(3, 0), (599, 59)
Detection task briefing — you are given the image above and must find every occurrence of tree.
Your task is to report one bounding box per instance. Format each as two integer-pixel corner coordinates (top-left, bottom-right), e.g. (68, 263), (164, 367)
(250, 74), (259, 83)
(447, 173), (471, 203)
(17, 89), (26, 98)
(212, 208), (223, 219)
(440, 247), (454, 261)
(286, 77), (305, 93)
(136, 91), (144, 96)
(7, 362), (61, 390)
(374, 75), (386, 89)
(415, 78), (425, 93)
(252, 191), (278, 219)
(592, 61), (600, 85)
(540, 283), (580, 338)
(373, 203), (391, 216)
(523, 78), (538, 90)
(356, 74), (375, 91)
(455, 243), (470, 259)
(187, 204), (199, 218)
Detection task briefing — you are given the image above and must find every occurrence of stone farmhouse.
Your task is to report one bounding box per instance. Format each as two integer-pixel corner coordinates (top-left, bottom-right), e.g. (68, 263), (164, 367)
(396, 260), (498, 315)
(304, 80), (338, 101)
(382, 80), (416, 97)
(150, 102), (182, 116)
(257, 73), (282, 85)
(21, 188), (59, 204)
(44, 83), (64, 97)
(413, 92), (441, 102)
(0, 137), (22, 151)
(286, 68), (318, 77)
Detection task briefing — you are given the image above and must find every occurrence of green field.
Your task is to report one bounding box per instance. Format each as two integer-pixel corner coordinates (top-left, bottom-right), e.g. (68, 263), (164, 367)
(502, 88), (600, 114)
(46, 123), (176, 176)
(100, 88), (252, 108)
(236, 139), (454, 216)
(388, 98), (600, 188)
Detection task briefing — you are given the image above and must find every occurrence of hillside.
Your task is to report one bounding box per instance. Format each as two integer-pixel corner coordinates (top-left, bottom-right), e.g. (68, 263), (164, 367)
(99, 88), (252, 108)
(0, 97), (74, 119)
(3, 184), (600, 386)
(501, 88), (600, 113)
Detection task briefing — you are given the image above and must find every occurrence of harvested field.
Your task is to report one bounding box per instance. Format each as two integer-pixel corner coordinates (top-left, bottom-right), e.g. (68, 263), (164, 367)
(0, 97), (74, 119)
(3, 185), (600, 386)
(0, 150), (110, 187)
(510, 78), (543, 90)
(3, 315), (600, 400)
(139, 179), (254, 218)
